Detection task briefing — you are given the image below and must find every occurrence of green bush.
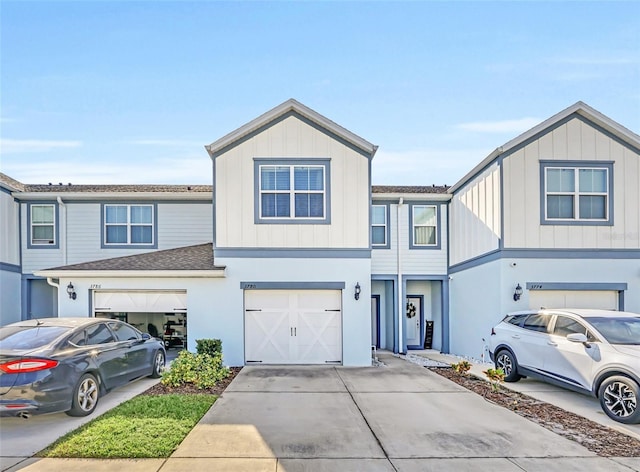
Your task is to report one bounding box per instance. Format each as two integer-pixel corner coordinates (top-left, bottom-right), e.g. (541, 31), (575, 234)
(195, 338), (222, 357)
(161, 350), (229, 389)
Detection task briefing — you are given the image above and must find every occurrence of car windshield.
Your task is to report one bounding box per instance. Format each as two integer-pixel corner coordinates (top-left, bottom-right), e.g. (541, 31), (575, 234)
(587, 317), (640, 345)
(0, 326), (72, 350)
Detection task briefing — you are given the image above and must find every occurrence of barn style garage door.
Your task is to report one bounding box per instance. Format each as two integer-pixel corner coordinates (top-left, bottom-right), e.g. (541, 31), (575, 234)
(93, 290), (187, 313)
(244, 290), (342, 365)
(528, 290), (618, 311)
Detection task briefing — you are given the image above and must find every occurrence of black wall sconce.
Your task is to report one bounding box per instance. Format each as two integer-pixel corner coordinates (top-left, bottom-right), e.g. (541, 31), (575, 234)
(354, 282), (361, 300)
(513, 283), (523, 301)
(66, 282), (77, 300)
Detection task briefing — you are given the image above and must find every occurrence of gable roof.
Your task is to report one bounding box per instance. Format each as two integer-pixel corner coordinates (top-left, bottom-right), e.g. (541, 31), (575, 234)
(372, 185), (450, 195)
(35, 243), (225, 278)
(449, 101), (640, 193)
(0, 173), (26, 192)
(205, 98), (378, 159)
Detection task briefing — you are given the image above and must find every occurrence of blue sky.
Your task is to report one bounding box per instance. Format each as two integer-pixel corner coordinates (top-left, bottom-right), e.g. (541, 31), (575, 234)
(1, 1), (639, 186)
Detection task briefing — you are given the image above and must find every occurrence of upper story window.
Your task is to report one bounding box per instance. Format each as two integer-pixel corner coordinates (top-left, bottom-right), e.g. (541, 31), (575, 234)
(103, 204), (155, 247)
(541, 161), (613, 226)
(254, 159), (331, 224)
(371, 205), (388, 247)
(28, 203), (58, 248)
(410, 204), (439, 249)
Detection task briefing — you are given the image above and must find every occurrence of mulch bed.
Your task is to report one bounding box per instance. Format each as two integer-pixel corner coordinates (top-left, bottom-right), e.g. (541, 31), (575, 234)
(142, 367), (242, 396)
(429, 366), (640, 457)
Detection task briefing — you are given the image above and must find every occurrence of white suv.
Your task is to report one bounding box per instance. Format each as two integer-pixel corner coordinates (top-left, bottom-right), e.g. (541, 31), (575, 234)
(488, 308), (640, 424)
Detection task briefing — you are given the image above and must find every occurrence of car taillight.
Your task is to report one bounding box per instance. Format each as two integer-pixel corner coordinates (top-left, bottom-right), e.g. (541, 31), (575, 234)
(0, 359), (59, 373)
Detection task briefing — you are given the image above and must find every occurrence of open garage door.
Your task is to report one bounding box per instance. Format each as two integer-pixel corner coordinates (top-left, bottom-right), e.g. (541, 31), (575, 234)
(244, 290), (342, 365)
(94, 290), (187, 350)
(529, 290), (618, 310)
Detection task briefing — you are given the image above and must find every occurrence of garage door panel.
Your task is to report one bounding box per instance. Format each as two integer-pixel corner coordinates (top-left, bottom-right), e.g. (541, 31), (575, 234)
(244, 290), (342, 365)
(94, 291), (186, 313)
(529, 290), (618, 310)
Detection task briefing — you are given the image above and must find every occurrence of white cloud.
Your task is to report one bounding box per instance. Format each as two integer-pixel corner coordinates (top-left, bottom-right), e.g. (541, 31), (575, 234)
(455, 118), (541, 134)
(0, 139), (82, 154)
(129, 139), (205, 146)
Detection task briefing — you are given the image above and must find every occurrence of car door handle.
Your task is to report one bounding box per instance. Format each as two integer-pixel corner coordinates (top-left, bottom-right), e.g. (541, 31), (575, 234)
(547, 341), (558, 346)
(511, 335), (521, 339)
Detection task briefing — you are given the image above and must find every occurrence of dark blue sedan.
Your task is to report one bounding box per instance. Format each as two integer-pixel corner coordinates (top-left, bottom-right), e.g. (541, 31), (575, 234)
(0, 317), (165, 417)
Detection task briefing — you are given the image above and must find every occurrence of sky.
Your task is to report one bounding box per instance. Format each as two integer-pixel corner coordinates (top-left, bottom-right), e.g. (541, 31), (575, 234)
(1, 1), (639, 187)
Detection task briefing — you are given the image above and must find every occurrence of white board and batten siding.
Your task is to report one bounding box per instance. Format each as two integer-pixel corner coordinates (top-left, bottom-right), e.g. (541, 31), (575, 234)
(449, 163), (501, 266)
(244, 289), (342, 364)
(21, 201), (213, 274)
(371, 203), (448, 275)
(503, 117), (640, 250)
(215, 115), (370, 250)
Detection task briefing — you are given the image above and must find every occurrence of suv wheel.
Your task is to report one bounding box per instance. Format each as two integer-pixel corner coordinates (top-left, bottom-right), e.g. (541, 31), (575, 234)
(495, 349), (522, 382)
(598, 376), (640, 424)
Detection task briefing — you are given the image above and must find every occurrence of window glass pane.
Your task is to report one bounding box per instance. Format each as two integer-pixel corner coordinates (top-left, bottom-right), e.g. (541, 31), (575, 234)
(86, 323), (115, 344)
(110, 322), (139, 342)
(523, 314), (551, 332)
(553, 316), (587, 337)
(106, 226), (127, 243)
(131, 206), (152, 223)
(579, 169), (606, 193)
(295, 193), (309, 217)
(372, 206), (386, 225)
(31, 205), (54, 224)
(275, 194), (290, 217)
(547, 195), (574, 218)
(579, 195), (606, 219)
(131, 225), (152, 243)
(414, 206), (436, 226)
(372, 226), (386, 245)
(308, 194), (323, 217)
(32, 226), (54, 241)
(309, 167), (324, 191)
(294, 167), (309, 191)
(261, 167), (276, 190)
(262, 194), (276, 217)
(414, 226), (436, 245)
(275, 167), (290, 190)
(547, 169), (575, 192)
(106, 206), (127, 224)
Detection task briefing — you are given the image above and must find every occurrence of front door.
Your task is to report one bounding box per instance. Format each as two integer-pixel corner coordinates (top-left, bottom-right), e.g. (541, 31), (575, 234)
(371, 296), (380, 348)
(406, 296), (422, 348)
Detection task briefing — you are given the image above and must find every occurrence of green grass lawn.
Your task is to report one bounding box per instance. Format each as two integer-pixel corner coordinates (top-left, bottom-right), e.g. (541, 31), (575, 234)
(39, 394), (217, 458)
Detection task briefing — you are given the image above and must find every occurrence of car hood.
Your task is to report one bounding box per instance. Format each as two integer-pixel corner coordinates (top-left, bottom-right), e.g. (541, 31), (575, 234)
(612, 344), (640, 358)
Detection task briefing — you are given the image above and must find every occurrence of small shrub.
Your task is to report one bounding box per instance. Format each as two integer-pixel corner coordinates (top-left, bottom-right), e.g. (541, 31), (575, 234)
(483, 367), (505, 392)
(161, 350), (229, 389)
(451, 360), (472, 376)
(196, 338), (222, 357)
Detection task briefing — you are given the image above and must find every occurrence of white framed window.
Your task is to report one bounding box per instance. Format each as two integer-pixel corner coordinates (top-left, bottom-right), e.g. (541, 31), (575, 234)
(259, 165), (326, 219)
(29, 204), (56, 246)
(411, 205), (437, 246)
(104, 204), (154, 245)
(371, 205), (388, 246)
(542, 163), (612, 224)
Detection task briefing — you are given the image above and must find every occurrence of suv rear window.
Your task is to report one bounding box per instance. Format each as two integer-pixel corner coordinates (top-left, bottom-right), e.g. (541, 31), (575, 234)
(504, 314), (529, 326)
(522, 314), (552, 333)
(0, 326), (72, 350)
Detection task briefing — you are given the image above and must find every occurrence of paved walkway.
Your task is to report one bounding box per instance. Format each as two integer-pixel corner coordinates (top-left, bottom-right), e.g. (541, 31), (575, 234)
(6, 352), (639, 471)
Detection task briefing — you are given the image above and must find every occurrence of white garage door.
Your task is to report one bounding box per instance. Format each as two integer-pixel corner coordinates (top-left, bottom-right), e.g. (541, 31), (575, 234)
(93, 290), (187, 313)
(245, 290), (342, 365)
(529, 290), (618, 310)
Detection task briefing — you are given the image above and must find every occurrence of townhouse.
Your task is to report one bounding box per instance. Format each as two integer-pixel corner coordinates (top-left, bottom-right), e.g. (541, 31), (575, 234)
(1, 99), (639, 365)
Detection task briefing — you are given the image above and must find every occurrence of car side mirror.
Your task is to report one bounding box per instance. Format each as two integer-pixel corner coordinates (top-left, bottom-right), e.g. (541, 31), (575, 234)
(141, 333), (151, 340)
(567, 333), (590, 347)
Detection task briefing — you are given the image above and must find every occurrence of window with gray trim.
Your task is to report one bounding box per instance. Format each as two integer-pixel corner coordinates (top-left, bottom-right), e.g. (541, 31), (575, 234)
(371, 205), (387, 246)
(259, 165), (325, 219)
(543, 164), (611, 223)
(412, 205), (437, 246)
(30, 204), (56, 245)
(104, 204), (154, 245)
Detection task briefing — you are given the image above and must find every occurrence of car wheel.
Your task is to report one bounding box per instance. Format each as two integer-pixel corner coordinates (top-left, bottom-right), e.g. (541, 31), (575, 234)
(598, 376), (640, 424)
(66, 373), (99, 417)
(150, 350), (165, 378)
(495, 349), (522, 382)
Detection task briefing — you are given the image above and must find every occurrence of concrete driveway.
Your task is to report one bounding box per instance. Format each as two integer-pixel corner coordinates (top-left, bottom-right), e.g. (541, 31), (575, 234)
(4, 353), (640, 472)
(165, 352), (638, 471)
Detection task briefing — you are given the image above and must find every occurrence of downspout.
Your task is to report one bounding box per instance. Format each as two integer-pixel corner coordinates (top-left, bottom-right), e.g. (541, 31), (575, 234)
(56, 197), (67, 265)
(397, 197), (404, 354)
(46, 277), (60, 316)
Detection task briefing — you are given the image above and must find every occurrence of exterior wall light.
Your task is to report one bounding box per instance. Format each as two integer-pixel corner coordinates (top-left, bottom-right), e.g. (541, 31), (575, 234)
(66, 282), (77, 300)
(513, 283), (523, 301)
(354, 282), (361, 300)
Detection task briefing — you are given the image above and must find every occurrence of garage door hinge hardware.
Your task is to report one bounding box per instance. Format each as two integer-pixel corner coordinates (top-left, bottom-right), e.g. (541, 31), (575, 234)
(325, 361), (341, 364)
(246, 309), (262, 312)
(325, 309), (340, 312)
(246, 360), (263, 363)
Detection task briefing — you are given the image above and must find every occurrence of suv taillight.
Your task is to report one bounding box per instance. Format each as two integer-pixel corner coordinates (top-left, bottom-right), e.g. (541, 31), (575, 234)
(0, 359), (59, 373)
